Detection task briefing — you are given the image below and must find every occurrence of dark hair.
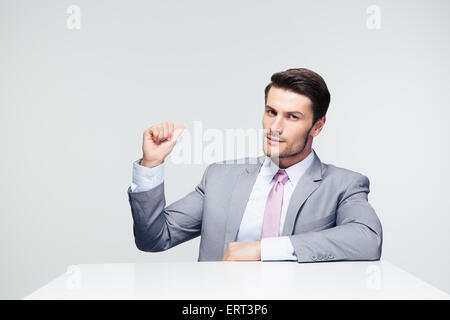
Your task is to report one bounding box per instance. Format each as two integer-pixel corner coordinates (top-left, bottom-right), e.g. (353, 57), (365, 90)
(264, 68), (330, 125)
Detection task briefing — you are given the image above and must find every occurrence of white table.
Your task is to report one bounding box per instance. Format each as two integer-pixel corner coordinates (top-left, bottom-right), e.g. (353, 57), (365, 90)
(25, 260), (449, 300)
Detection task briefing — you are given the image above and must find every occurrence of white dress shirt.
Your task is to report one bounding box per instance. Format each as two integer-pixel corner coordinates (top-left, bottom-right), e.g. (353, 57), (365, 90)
(130, 149), (316, 261)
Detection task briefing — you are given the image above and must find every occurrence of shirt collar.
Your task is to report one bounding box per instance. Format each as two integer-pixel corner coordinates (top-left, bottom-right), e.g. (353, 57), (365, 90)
(260, 149), (316, 187)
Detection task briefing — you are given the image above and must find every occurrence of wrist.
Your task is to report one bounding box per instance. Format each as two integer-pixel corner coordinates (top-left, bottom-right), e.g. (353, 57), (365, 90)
(140, 158), (164, 168)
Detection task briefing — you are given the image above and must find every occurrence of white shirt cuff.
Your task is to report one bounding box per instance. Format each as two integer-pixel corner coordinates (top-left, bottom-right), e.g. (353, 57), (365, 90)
(130, 158), (165, 192)
(260, 236), (297, 261)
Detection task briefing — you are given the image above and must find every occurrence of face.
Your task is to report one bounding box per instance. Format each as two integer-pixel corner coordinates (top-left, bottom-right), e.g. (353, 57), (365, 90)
(262, 86), (325, 168)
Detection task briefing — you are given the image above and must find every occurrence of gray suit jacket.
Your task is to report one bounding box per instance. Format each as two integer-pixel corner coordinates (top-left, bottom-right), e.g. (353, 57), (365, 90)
(127, 150), (382, 262)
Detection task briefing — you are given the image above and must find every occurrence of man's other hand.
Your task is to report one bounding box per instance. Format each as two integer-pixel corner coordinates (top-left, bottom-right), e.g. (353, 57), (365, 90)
(222, 241), (261, 261)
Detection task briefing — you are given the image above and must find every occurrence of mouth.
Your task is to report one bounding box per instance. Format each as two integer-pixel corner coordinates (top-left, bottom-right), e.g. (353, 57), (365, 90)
(266, 135), (285, 144)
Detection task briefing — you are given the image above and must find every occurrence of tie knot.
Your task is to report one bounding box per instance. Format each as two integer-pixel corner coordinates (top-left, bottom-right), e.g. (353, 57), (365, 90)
(273, 169), (289, 185)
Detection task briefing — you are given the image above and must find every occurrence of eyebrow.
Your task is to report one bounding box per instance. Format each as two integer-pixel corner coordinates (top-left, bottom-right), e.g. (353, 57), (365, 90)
(265, 105), (304, 116)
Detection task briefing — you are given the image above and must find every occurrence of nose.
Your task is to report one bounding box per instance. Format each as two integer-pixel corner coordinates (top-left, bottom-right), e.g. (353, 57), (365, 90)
(270, 116), (284, 137)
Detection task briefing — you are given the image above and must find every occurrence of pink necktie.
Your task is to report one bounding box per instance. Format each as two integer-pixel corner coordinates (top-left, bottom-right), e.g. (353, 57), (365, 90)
(261, 169), (289, 239)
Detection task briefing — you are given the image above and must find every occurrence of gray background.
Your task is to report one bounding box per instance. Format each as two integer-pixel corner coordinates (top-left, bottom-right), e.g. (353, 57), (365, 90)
(1, 0), (449, 299)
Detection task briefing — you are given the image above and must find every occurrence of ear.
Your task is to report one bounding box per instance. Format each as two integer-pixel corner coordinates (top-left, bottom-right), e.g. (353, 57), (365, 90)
(311, 116), (326, 137)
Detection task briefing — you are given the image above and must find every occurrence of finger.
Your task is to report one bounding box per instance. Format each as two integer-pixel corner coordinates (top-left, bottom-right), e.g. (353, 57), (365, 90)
(162, 122), (169, 140)
(143, 128), (152, 140)
(167, 121), (174, 140)
(157, 124), (165, 142)
(151, 127), (160, 142)
(159, 123), (166, 141)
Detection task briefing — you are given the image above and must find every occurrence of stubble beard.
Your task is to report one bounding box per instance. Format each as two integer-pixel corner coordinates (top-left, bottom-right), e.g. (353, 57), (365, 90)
(264, 126), (313, 164)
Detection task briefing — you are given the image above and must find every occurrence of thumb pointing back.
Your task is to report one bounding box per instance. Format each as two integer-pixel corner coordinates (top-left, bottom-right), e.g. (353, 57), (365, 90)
(171, 125), (185, 142)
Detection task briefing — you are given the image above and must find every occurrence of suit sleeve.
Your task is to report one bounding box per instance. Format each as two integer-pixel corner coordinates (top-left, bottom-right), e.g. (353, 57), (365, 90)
(288, 174), (383, 263)
(127, 163), (212, 252)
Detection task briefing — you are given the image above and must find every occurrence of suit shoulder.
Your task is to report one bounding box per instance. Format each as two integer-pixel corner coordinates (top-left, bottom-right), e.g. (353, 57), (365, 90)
(322, 162), (369, 184)
(320, 162), (371, 198)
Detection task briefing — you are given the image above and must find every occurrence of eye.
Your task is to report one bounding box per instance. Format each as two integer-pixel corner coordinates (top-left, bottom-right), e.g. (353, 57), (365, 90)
(289, 114), (299, 120)
(266, 109), (276, 115)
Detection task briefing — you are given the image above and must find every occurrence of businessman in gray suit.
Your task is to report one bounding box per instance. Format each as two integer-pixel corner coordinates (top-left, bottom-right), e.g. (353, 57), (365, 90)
(127, 68), (382, 262)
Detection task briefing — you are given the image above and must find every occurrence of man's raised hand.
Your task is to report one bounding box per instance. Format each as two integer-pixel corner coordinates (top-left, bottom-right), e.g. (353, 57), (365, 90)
(141, 121), (184, 168)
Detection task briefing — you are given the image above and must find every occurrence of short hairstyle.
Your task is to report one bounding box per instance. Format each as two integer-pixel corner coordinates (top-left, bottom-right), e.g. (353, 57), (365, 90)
(264, 68), (331, 125)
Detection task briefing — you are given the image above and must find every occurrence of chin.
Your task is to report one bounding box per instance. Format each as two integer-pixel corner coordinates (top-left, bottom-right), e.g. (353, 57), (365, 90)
(263, 146), (282, 157)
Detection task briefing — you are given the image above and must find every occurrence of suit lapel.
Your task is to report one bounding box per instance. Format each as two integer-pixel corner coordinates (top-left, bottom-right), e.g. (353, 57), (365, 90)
(223, 155), (265, 248)
(281, 150), (324, 236)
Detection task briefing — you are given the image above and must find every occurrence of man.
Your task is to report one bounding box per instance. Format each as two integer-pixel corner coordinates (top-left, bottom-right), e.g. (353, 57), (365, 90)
(127, 68), (383, 262)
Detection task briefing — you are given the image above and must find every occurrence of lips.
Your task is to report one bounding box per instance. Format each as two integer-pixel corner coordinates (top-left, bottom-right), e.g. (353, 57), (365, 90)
(267, 135), (285, 143)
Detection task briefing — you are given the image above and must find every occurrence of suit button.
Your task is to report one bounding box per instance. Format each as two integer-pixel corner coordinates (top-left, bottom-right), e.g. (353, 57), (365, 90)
(312, 255), (317, 261)
(328, 254), (334, 259)
(317, 255), (323, 260)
